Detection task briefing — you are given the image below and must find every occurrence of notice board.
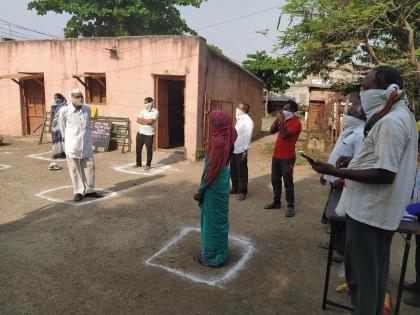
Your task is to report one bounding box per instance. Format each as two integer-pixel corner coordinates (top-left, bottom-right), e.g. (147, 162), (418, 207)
(91, 120), (112, 152)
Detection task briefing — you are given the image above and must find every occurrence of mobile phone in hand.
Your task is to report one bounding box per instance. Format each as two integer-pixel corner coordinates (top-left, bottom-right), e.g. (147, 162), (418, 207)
(301, 153), (315, 163)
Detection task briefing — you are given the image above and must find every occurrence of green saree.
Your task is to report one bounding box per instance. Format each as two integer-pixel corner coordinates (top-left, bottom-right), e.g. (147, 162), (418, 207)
(198, 156), (230, 267)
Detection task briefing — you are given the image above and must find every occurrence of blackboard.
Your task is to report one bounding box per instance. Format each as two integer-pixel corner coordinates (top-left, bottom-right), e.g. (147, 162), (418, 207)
(91, 120), (112, 152)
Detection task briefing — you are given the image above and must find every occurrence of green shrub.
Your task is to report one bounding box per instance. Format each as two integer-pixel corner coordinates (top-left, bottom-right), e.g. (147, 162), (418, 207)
(196, 147), (205, 161)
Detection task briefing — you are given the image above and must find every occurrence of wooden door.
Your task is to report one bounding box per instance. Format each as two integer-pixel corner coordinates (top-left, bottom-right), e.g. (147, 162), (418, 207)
(23, 78), (45, 135)
(156, 78), (169, 148)
(203, 96), (234, 150)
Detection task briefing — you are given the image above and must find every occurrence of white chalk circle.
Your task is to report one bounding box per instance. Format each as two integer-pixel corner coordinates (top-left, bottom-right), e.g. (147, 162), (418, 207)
(145, 227), (255, 288)
(35, 185), (117, 206)
(26, 151), (67, 162)
(0, 164), (11, 171)
(113, 163), (177, 176)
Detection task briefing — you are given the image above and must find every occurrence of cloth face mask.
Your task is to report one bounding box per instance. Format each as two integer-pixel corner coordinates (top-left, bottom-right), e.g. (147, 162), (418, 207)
(145, 101), (154, 111)
(71, 97), (84, 107)
(236, 108), (245, 118)
(360, 84), (400, 119)
(283, 110), (295, 121)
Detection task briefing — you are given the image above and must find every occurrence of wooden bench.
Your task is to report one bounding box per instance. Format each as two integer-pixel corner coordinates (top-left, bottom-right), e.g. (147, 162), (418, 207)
(39, 113), (131, 153)
(93, 116), (131, 153)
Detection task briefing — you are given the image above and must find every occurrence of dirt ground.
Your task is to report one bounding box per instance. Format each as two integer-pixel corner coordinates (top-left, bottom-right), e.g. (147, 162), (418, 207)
(0, 127), (418, 315)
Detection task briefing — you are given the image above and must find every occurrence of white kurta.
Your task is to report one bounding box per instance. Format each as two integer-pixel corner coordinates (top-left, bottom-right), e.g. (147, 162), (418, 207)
(59, 103), (96, 194)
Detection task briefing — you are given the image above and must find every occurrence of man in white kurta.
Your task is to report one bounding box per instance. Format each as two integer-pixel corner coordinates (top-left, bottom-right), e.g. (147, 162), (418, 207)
(60, 89), (102, 202)
(310, 67), (418, 314)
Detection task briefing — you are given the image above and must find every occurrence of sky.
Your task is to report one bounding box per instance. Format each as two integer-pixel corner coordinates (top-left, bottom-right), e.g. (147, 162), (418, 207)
(0, 0), (288, 62)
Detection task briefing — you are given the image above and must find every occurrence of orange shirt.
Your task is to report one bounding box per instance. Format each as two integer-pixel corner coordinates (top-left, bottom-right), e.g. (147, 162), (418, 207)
(273, 116), (302, 159)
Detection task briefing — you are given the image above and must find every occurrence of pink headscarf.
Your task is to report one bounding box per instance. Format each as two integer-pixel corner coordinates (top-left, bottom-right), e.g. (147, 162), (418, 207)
(204, 111), (238, 186)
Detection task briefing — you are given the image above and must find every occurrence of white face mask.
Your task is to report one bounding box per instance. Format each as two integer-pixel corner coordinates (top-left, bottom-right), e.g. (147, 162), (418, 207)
(236, 108), (245, 118)
(359, 89), (388, 119)
(71, 96), (84, 107)
(359, 84), (400, 119)
(342, 115), (363, 130)
(283, 110), (295, 121)
(145, 101), (154, 111)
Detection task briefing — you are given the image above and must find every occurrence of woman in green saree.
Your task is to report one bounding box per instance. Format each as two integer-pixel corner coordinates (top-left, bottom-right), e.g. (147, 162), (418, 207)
(194, 111), (238, 268)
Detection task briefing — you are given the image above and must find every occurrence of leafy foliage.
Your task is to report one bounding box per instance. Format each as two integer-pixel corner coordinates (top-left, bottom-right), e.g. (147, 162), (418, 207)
(242, 50), (298, 93)
(208, 44), (223, 55)
(28, 0), (205, 38)
(278, 0), (419, 112)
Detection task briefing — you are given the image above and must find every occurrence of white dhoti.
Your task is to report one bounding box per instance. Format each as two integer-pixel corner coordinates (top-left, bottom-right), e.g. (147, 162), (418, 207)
(66, 157), (95, 194)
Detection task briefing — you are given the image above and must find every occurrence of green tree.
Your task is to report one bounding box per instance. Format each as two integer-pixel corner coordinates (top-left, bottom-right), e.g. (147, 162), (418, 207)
(242, 50), (298, 116)
(243, 50), (297, 92)
(278, 0), (419, 113)
(208, 44), (223, 55)
(28, 0), (205, 38)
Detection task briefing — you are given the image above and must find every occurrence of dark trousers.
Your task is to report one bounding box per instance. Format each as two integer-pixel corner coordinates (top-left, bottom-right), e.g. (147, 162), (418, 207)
(415, 215), (420, 284)
(345, 215), (394, 315)
(416, 234), (420, 284)
(271, 157), (295, 208)
(136, 133), (154, 167)
(332, 221), (346, 255)
(230, 153), (248, 194)
(324, 188), (346, 255)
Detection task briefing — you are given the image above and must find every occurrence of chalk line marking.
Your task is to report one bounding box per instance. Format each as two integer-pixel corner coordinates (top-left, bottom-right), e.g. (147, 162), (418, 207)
(145, 227), (255, 288)
(0, 164), (11, 171)
(113, 163), (180, 176)
(26, 151), (67, 162)
(35, 185), (118, 206)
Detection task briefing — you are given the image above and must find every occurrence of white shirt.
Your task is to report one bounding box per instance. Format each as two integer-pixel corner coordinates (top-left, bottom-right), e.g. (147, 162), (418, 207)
(324, 125), (364, 183)
(336, 105), (418, 230)
(138, 108), (159, 136)
(59, 104), (93, 159)
(234, 114), (254, 154)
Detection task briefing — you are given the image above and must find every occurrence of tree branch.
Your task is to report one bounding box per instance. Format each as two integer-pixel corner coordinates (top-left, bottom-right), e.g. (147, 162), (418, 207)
(364, 27), (382, 64)
(403, 19), (420, 70)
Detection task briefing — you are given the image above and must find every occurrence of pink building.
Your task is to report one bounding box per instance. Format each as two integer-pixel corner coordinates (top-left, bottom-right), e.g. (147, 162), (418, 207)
(0, 36), (263, 160)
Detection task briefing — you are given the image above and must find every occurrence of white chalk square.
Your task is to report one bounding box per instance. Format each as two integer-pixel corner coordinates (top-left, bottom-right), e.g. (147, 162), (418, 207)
(35, 185), (117, 206)
(113, 163), (177, 176)
(145, 227), (255, 287)
(26, 151), (67, 162)
(0, 164), (11, 171)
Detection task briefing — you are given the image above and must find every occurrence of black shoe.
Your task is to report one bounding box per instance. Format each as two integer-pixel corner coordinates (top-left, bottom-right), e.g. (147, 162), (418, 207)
(332, 252), (344, 263)
(319, 241), (330, 250)
(404, 294), (420, 308)
(73, 193), (83, 202)
(265, 202), (281, 209)
(230, 189), (238, 194)
(237, 193), (246, 201)
(85, 192), (103, 198)
(404, 282), (420, 294)
(285, 207), (296, 218)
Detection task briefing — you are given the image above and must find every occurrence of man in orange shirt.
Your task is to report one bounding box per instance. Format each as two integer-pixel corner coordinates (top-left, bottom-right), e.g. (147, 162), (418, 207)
(265, 101), (302, 217)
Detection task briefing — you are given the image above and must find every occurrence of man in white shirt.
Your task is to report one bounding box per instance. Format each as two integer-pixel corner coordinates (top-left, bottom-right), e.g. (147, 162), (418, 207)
(59, 88), (102, 202)
(135, 97), (159, 170)
(320, 101), (365, 262)
(310, 66), (418, 315)
(231, 103), (254, 201)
